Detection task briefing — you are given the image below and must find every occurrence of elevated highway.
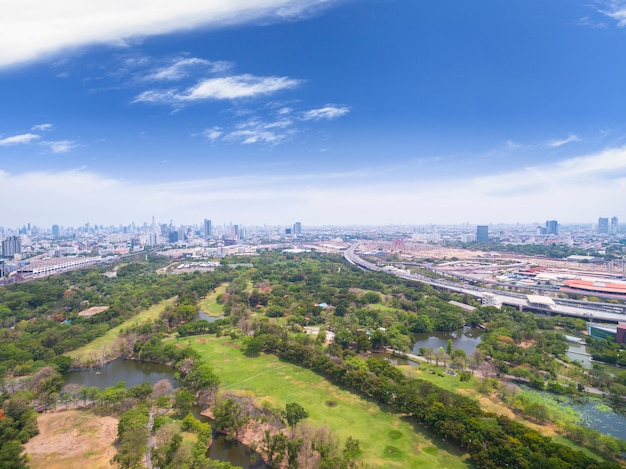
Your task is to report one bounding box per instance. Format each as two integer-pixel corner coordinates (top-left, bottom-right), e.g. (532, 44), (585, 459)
(344, 243), (626, 324)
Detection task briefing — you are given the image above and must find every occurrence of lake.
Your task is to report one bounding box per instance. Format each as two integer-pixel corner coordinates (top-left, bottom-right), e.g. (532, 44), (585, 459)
(412, 326), (484, 356)
(64, 360), (268, 468)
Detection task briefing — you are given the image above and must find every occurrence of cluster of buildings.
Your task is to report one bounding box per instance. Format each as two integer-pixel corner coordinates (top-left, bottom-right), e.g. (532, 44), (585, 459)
(0, 218), (313, 281)
(472, 216), (619, 243)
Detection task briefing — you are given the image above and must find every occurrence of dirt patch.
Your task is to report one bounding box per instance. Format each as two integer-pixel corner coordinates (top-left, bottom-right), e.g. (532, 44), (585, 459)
(24, 409), (118, 469)
(77, 306), (110, 317)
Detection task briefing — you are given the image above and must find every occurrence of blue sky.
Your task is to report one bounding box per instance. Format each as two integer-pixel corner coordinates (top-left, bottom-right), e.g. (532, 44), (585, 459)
(2, 0), (626, 228)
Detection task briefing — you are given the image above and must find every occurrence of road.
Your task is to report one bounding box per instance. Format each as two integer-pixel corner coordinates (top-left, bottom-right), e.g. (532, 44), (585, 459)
(145, 410), (155, 469)
(344, 243), (626, 324)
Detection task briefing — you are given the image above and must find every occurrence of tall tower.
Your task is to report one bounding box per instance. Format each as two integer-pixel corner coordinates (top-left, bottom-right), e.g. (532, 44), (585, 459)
(545, 220), (558, 235)
(204, 219), (212, 238)
(293, 222), (302, 235)
(2, 236), (21, 259)
(598, 217), (609, 234)
(610, 216), (619, 235)
(52, 224), (60, 238)
(476, 225), (489, 243)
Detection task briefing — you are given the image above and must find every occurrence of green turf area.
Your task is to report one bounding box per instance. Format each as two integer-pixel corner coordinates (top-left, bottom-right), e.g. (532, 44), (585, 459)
(66, 297), (178, 362)
(171, 335), (471, 468)
(402, 365), (604, 462)
(197, 285), (226, 316)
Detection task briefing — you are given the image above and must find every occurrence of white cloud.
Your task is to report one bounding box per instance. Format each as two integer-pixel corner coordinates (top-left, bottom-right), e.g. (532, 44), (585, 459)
(0, 133), (40, 146)
(597, 1), (626, 26)
(31, 123), (54, 131)
(135, 74), (301, 104)
(548, 134), (580, 148)
(203, 127), (223, 141)
(1, 145), (626, 226)
(0, 1), (337, 68)
(41, 140), (77, 153)
(185, 75), (301, 100)
(206, 117), (296, 145)
(301, 105), (349, 121)
(144, 57), (230, 81)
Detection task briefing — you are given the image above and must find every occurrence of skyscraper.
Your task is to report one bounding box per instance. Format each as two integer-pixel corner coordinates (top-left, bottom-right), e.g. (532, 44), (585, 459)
(52, 224), (60, 238)
(598, 217), (609, 234)
(2, 236), (21, 258)
(610, 216), (619, 235)
(293, 222), (302, 235)
(204, 219), (212, 238)
(476, 225), (489, 243)
(545, 220), (558, 235)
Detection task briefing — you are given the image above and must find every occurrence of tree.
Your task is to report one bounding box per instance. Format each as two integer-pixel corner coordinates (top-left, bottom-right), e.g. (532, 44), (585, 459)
(173, 389), (194, 417)
(0, 440), (28, 469)
(184, 363), (220, 391)
(213, 398), (244, 440)
(241, 336), (264, 357)
(286, 438), (303, 469)
(284, 402), (308, 430)
(262, 430), (287, 466)
(343, 436), (361, 461)
(446, 338), (453, 356)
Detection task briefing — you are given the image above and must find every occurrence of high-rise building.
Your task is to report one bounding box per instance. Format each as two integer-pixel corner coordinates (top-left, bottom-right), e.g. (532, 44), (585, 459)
(476, 225), (489, 243)
(2, 236), (21, 258)
(293, 222), (302, 235)
(52, 224), (60, 238)
(610, 216), (619, 235)
(545, 220), (558, 235)
(598, 217), (609, 234)
(204, 219), (212, 238)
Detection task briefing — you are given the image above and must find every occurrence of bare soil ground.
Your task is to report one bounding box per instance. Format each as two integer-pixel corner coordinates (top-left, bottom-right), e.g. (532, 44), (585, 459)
(78, 306), (110, 317)
(24, 410), (118, 469)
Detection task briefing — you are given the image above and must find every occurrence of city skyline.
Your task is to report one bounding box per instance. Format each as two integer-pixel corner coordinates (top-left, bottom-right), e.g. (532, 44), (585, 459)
(2, 1), (626, 226)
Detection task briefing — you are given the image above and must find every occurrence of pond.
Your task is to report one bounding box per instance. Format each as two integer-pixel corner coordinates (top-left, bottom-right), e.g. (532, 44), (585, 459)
(566, 343), (592, 369)
(64, 360), (267, 468)
(411, 326), (484, 356)
(195, 311), (225, 322)
(64, 360), (176, 389)
(516, 385), (626, 441)
(192, 408), (268, 469)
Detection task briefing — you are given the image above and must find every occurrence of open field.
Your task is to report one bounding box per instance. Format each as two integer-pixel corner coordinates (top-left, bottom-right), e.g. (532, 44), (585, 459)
(24, 410), (118, 469)
(172, 335), (471, 468)
(66, 296), (177, 362)
(197, 285), (227, 316)
(402, 365), (605, 461)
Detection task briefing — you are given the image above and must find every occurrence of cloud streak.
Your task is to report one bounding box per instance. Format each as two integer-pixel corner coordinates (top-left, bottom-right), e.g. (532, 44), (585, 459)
(548, 134), (580, 148)
(135, 74), (302, 104)
(2, 144), (625, 226)
(0, 0), (338, 68)
(596, 1), (626, 26)
(0, 133), (40, 146)
(301, 105), (349, 120)
(143, 57), (230, 82)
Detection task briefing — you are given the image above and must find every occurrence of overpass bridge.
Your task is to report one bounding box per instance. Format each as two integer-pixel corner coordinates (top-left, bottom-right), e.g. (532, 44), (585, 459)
(344, 243), (626, 324)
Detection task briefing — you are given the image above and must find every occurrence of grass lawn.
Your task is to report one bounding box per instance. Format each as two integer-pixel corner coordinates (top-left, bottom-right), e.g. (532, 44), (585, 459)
(197, 285), (227, 317)
(402, 365), (605, 462)
(172, 335), (471, 468)
(66, 296), (178, 362)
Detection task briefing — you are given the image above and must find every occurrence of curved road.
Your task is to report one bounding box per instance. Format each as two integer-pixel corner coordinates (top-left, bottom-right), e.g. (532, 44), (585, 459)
(344, 243), (626, 324)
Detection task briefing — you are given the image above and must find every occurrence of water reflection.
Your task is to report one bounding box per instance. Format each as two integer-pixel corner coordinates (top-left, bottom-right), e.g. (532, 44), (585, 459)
(64, 360), (176, 389)
(65, 361), (267, 467)
(195, 311), (225, 322)
(411, 327), (483, 356)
